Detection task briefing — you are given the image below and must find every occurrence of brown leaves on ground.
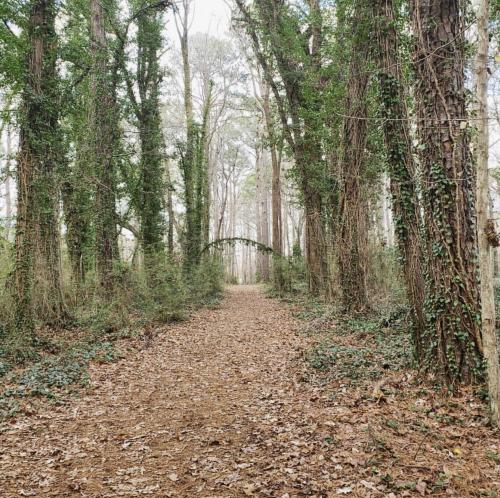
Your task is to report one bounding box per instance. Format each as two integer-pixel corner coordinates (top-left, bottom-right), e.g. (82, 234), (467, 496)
(0, 286), (498, 497)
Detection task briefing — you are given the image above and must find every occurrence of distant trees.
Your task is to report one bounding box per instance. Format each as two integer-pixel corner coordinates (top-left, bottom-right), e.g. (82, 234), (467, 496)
(236, 0), (329, 295)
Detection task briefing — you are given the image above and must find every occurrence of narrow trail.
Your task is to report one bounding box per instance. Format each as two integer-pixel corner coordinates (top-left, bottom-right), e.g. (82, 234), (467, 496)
(1, 286), (498, 497)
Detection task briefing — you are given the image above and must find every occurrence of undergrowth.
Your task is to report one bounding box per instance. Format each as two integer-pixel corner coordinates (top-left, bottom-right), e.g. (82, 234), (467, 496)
(0, 257), (223, 420)
(270, 269), (412, 385)
(305, 312), (412, 384)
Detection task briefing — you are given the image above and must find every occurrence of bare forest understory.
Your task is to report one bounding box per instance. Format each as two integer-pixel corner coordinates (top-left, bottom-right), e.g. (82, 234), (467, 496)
(0, 286), (498, 498)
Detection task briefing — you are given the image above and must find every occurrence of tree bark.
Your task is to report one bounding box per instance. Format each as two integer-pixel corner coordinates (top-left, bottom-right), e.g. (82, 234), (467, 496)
(474, 0), (499, 425)
(90, 0), (119, 290)
(411, 0), (482, 383)
(337, 6), (370, 312)
(4, 125), (13, 241)
(136, 4), (166, 265)
(374, 0), (426, 360)
(261, 80), (282, 254)
(14, 0), (66, 346)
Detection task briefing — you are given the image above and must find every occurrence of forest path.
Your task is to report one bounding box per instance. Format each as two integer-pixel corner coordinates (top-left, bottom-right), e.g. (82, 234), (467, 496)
(0, 285), (333, 497)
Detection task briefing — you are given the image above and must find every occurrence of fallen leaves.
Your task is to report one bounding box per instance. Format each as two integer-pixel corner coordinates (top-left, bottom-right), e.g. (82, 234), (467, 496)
(0, 286), (498, 498)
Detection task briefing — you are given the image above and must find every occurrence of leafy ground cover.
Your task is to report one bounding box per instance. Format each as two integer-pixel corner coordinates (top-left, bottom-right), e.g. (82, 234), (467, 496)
(0, 286), (498, 497)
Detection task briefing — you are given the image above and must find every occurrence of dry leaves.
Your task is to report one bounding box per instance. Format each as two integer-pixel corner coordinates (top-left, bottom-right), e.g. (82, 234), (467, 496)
(0, 286), (498, 497)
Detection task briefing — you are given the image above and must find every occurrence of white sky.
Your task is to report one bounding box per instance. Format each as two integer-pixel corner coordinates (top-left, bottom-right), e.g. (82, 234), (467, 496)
(167, 0), (232, 41)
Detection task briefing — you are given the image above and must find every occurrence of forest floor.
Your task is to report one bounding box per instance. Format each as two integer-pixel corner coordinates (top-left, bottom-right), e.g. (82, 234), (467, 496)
(0, 285), (499, 498)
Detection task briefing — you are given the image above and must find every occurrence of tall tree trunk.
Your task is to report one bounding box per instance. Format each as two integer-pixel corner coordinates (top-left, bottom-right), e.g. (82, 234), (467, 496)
(475, 0), (499, 425)
(255, 143), (270, 281)
(165, 160), (175, 256)
(411, 0), (482, 383)
(14, 0), (66, 347)
(4, 125), (13, 241)
(261, 80), (282, 254)
(61, 115), (93, 284)
(90, 0), (119, 289)
(176, 0), (202, 270)
(374, 0), (426, 360)
(136, 5), (165, 266)
(337, 9), (370, 312)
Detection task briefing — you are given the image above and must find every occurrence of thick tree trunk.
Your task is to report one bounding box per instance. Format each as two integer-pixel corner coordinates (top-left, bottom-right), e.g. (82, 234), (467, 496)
(136, 6), (165, 266)
(14, 0), (66, 345)
(374, 0), (426, 360)
(61, 169), (92, 284)
(177, 0), (203, 270)
(475, 0), (499, 425)
(165, 160), (175, 256)
(256, 146), (270, 281)
(261, 81), (282, 254)
(337, 33), (369, 312)
(411, 0), (482, 383)
(304, 192), (327, 295)
(90, 0), (119, 289)
(5, 126), (13, 241)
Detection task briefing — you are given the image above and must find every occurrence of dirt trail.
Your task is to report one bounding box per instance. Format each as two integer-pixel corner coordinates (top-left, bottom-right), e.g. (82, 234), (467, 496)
(1, 286), (498, 497)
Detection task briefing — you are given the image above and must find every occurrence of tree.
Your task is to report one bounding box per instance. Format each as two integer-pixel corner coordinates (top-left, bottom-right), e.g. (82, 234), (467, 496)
(133, 0), (167, 265)
(13, 0), (66, 351)
(259, 81), (282, 256)
(336, 1), (370, 312)
(90, 0), (120, 290)
(235, 0), (328, 295)
(374, 0), (426, 358)
(175, 0), (210, 270)
(411, 0), (482, 383)
(474, 0), (499, 425)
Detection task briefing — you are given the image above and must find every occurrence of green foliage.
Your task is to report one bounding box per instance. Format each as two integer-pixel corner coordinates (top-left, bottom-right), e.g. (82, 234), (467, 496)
(0, 255), (223, 419)
(306, 311), (412, 383)
(366, 246), (406, 308)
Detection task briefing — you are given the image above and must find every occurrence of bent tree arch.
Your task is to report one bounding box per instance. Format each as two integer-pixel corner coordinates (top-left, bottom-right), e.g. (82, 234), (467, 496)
(201, 238), (296, 292)
(200, 237), (281, 258)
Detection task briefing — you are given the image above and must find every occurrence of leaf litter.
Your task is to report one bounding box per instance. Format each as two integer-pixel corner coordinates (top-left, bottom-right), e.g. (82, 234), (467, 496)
(0, 285), (498, 497)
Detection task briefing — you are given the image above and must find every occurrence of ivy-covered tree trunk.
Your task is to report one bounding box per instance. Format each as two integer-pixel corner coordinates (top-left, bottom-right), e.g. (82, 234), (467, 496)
(165, 160), (175, 256)
(61, 166), (92, 284)
(337, 5), (369, 312)
(175, 1), (211, 271)
(14, 0), (66, 348)
(61, 103), (94, 284)
(411, 0), (482, 383)
(136, 6), (165, 266)
(261, 81), (282, 255)
(374, 0), (426, 359)
(177, 0), (201, 270)
(90, 0), (119, 289)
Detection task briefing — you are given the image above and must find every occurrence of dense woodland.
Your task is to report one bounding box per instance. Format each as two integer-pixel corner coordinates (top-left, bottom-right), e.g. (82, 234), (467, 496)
(0, 0), (500, 467)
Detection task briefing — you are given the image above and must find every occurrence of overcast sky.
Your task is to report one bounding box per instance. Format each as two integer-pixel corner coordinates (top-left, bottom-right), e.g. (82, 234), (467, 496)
(167, 0), (232, 42)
